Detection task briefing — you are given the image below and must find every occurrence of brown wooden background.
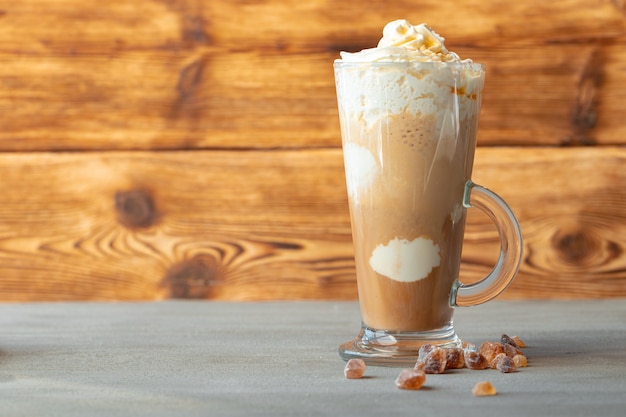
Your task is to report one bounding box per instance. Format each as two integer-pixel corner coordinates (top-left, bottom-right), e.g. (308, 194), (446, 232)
(0, 0), (624, 301)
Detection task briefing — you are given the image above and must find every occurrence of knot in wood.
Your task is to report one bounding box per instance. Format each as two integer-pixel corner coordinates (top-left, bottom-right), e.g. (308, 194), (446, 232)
(115, 189), (156, 229)
(182, 15), (210, 45)
(162, 256), (223, 299)
(553, 229), (598, 265)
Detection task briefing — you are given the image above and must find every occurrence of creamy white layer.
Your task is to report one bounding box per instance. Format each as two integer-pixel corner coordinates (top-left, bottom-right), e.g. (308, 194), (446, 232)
(369, 237), (441, 282)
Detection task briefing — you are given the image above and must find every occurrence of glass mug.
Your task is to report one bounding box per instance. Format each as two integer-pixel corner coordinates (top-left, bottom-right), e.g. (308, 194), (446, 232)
(334, 60), (523, 365)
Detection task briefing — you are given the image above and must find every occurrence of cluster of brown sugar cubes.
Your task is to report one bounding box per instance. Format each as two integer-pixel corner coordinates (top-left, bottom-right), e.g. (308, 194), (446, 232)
(413, 334), (527, 376)
(344, 334), (527, 394)
(403, 333), (527, 392)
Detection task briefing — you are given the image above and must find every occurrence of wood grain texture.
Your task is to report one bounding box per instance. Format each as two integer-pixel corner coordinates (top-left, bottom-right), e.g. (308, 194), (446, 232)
(465, 147), (626, 299)
(0, 149), (354, 301)
(0, 0), (624, 301)
(0, 147), (623, 302)
(0, 0), (624, 150)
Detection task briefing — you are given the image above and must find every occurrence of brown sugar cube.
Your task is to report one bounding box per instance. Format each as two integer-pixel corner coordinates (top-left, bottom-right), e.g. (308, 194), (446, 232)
(479, 342), (504, 365)
(513, 354), (528, 368)
(395, 369), (426, 390)
(417, 344), (435, 363)
(511, 335), (526, 348)
(464, 350), (489, 370)
(503, 342), (523, 358)
(444, 347), (465, 369)
(501, 334), (520, 348)
(472, 381), (497, 397)
(491, 353), (517, 373)
(415, 347), (447, 374)
(489, 352), (502, 370)
(344, 359), (366, 379)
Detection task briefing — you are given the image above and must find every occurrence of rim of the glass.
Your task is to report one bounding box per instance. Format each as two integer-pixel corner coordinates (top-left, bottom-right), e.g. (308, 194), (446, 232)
(333, 60), (485, 70)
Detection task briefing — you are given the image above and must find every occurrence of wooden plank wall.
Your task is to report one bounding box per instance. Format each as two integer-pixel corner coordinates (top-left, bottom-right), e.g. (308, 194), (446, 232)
(0, 0), (624, 301)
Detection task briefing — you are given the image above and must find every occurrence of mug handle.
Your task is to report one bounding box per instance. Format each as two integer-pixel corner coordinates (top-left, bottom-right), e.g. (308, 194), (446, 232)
(450, 180), (523, 307)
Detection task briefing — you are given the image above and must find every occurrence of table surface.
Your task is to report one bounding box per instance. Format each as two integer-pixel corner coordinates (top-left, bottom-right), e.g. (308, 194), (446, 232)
(1, 299), (625, 417)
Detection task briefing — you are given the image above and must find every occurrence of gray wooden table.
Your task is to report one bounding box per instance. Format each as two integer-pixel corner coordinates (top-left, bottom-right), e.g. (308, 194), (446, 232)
(1, 300), (625, 416)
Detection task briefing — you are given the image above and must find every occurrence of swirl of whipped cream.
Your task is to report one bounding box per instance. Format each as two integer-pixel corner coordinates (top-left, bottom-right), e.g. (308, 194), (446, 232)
(339, 19), (465, 63)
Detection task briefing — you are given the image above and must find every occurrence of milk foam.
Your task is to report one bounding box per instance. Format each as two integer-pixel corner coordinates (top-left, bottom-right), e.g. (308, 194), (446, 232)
(370, 237), (441, 282)
(336, 65), (480, 130)
(343, 143), (378, 198)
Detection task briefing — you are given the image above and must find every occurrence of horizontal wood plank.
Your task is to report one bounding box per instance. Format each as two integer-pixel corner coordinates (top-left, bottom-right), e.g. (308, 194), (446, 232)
(1, 0), (623, 50)
(2, 46), (625, 149)
(0, 0), (624, 150)
(0, 147), (623, 301)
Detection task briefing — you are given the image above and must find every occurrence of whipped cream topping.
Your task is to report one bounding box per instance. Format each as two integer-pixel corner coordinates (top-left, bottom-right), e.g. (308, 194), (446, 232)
(334, 20), (483, 128)
(339, 19), (466, 63)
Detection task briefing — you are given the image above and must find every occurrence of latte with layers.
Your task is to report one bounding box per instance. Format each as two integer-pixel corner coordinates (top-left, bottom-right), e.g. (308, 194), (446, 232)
(335, 20), (484, 331)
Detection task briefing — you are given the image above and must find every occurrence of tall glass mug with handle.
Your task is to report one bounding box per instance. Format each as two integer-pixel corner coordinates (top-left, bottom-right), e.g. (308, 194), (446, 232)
(334, 20), (523, 365)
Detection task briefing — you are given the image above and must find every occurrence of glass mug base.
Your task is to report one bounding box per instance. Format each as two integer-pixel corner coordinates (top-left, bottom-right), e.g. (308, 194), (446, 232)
(339, 323), (461, 366)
